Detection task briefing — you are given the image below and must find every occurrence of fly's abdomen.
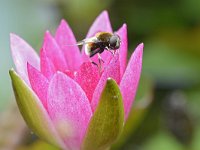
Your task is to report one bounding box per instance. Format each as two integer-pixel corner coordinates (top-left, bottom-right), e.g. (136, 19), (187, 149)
(85, 43), (100, 57)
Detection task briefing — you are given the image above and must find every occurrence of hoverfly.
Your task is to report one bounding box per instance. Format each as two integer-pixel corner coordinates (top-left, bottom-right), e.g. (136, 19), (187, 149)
(76, 32), (121, 67)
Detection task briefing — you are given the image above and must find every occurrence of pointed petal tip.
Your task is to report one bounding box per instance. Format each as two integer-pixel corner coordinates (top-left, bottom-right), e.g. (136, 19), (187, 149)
(9, 68), (15, 77)
(10, 33), (17, 41)
(46, 30), (50, 33)
(119, 24), (127, 32)
(43, 30), (68, 72)
(10, 68), (14, 72)
(51, 71), (66, 80)
(9, 69), (25, 87)
(106, 78), (119, 90)
(107, 77), (112, 80)
(101, 10), (109, 16)
(87, 9), (112, 35)
(135, 43), (144, 58)
(44, 30), (52, 40)
(121, 23), (127, 29)
(140, 42), (144, 47)
(43, 31), (55, 47)
(44, 30), (51, 37)
(10, 33), (21, 46)
(116, 24), (127, 34)
(61, 19), (66, 23)
(57, 19), (68, 30)
(107, 77), (116, 84)
(10, 33), (40, 84)
(60, 19), (67, 25)
(43, 31), (51, 43)
(100, 10), (110, 23)
(57, 71), (62, 74)
(138, 43), (144, 49)
(10, 32), (21, 40)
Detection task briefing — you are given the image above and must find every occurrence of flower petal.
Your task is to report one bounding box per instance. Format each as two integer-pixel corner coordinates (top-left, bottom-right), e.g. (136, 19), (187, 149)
(82, 78), (124, 150)
(64, 70), (76, 79)
(55, 20), (82, 71)
(116, 24), (128, 78)
(10, 33), (40, 85)
(82, 11), (113, 64)
(120, 43), (143, 119)
(42, 31), (68, 72)
(85, 10), (112, 38)
(27, 63), (49, 109)
(91, 55), (120, 112)
(9, 69), (66, 149)
(75, 62), (100, 102)
(40, 48), (56, 80)
(47, 72), (92, 150)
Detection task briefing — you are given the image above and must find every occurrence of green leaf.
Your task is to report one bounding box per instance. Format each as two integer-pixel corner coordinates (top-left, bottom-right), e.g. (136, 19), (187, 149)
(82, 78), (124, 150)
(9, 69), (65, 149)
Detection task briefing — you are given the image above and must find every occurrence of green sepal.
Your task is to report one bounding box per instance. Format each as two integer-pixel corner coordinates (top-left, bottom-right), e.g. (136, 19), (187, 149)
(9, 69), (65, 149)
(82, 78), (124, 150)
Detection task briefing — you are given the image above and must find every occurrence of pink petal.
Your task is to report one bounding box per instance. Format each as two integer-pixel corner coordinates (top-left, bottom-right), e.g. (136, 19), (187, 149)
(55, 20), (82, 71)
(10, 33), (40, 85)
(42, 31), (68, 72)
(47, 72), (92, 150)
(64, 70), (76, 79)
(120, 43), (143, 119)
(91, 55), (120, 112)
(116, 24), (128, 79)
(75, 62), (100, 102)
(82, 11), (113, 64)
(40, 48), (56, 80)
(27, 63), (49, 109)
(85, 11), (112, 38)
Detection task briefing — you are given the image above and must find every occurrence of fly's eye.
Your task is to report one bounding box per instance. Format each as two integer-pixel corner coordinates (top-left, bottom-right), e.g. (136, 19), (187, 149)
(109, 34), (121, 49)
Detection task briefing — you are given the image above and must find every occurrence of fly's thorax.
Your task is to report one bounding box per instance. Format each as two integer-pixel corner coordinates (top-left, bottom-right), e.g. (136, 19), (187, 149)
(96, 32), (112, 43)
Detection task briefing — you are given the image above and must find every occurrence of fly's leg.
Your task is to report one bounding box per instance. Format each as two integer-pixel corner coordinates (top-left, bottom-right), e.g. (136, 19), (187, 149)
(89, 55), (104, 74)
(90, 54), (104, 74)
(105, 47), (119, 63)
(109, 50), (115, 56)
(98, 53), (102, 71)
(97, 53), (105, 73)
(115, 48), (120, 56)
(89, 47), (105, 73)
(91, 61), (98, 66)
(113, 49), (120, 63)
(105, 47), (115, 56)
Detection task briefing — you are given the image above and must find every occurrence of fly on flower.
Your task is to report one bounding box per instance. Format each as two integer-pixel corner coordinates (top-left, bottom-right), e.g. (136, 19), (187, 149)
(9, 10), (143, 150)
(71, 32), (121, 67)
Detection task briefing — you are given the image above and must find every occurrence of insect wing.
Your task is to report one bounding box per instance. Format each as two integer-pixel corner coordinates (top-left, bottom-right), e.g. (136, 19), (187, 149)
(82, 36), (98, 44)
(64, 36), (98, 46)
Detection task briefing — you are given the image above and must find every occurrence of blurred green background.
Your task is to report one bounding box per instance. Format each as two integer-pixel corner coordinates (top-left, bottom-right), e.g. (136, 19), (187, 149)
(1, 0), (200, 149)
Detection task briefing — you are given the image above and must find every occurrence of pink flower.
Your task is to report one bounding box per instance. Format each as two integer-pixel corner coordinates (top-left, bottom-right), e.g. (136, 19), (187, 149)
(9, 11), (143, 150)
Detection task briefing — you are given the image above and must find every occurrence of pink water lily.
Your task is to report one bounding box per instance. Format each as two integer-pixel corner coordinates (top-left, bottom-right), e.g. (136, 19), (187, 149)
(10, 11), (143, 150)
